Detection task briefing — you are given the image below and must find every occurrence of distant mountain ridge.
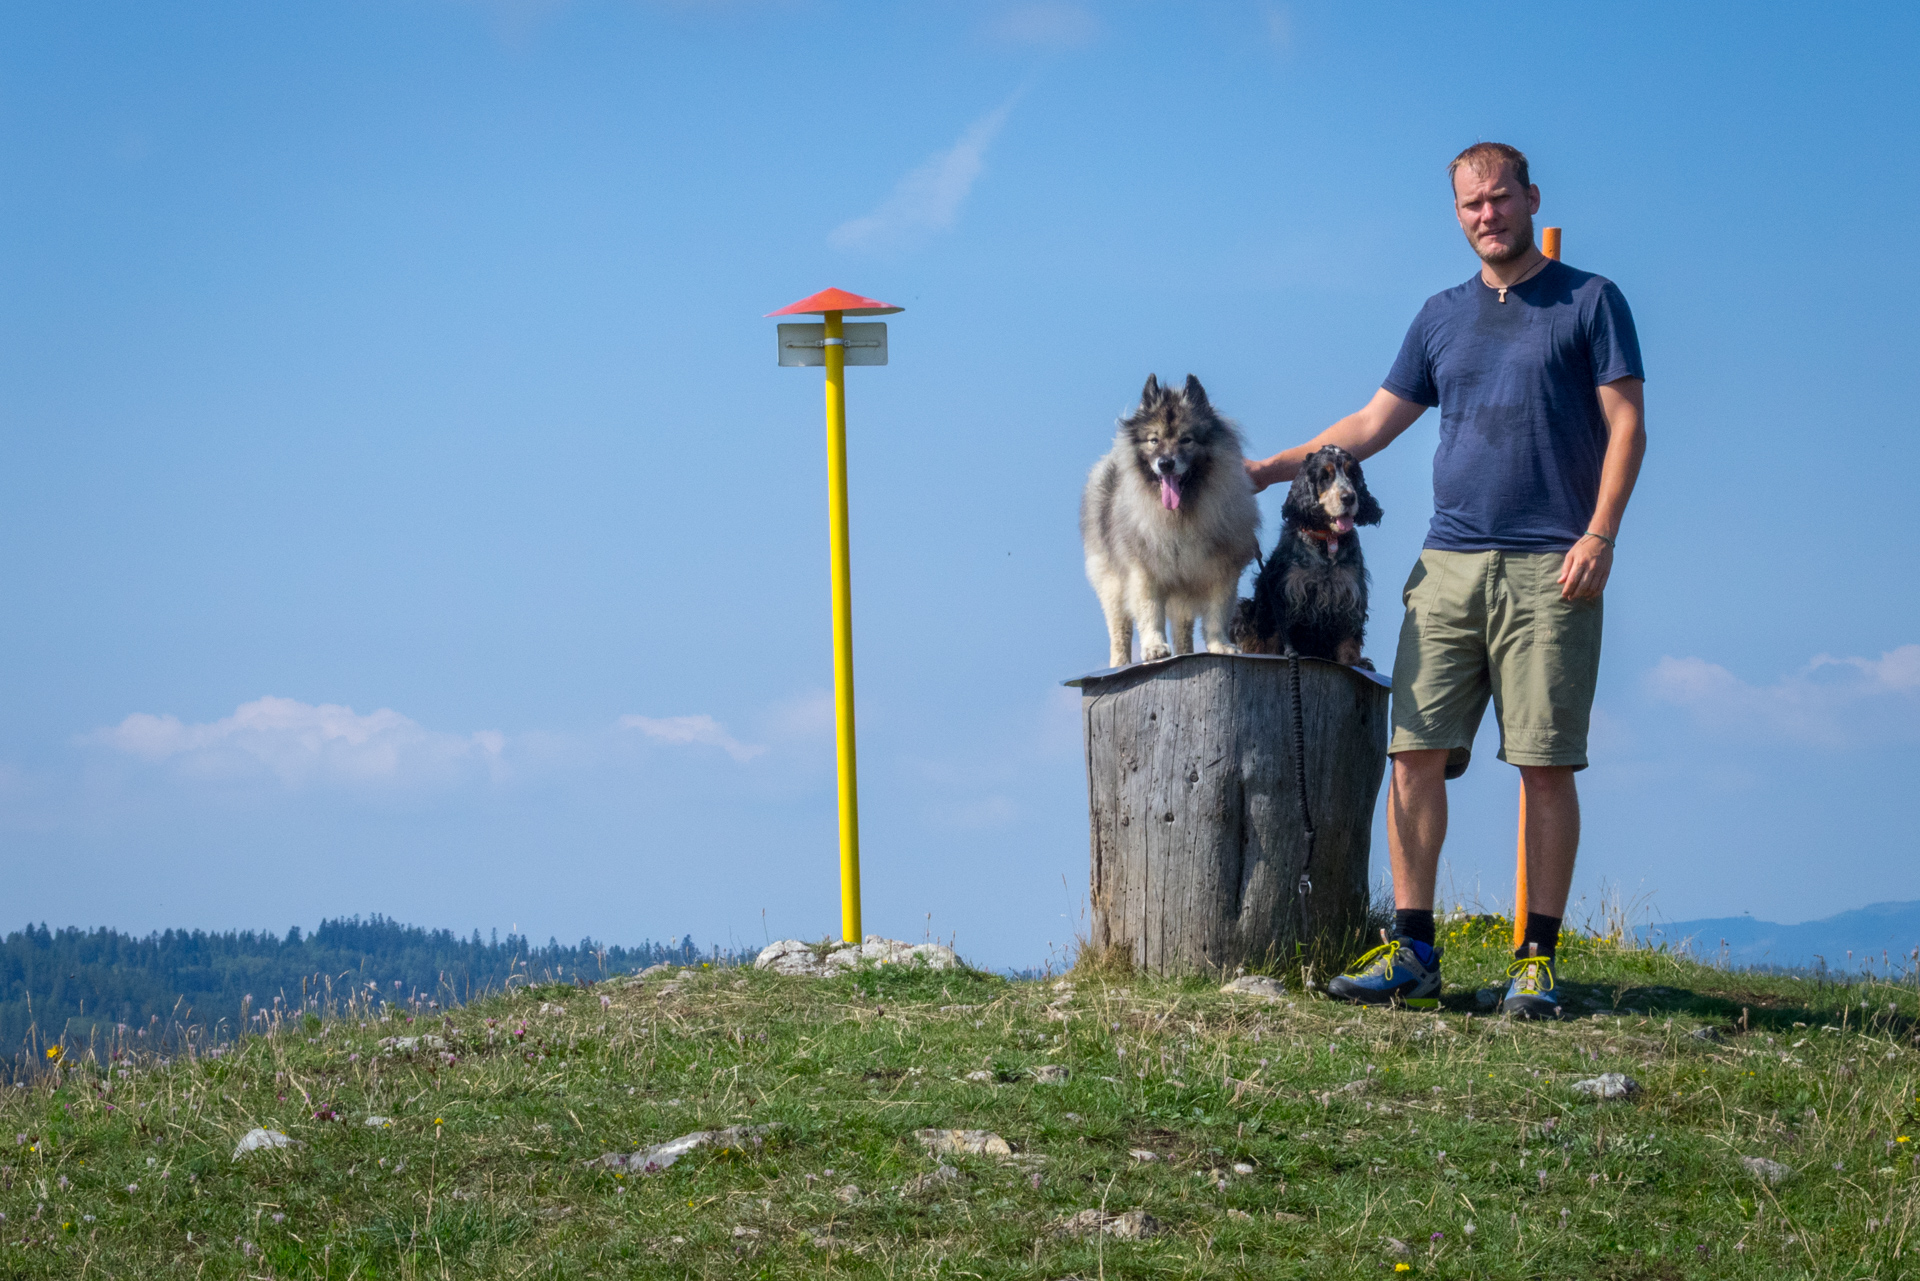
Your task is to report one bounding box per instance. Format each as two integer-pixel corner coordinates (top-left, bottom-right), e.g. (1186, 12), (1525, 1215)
(1639, 900), (1920, 973)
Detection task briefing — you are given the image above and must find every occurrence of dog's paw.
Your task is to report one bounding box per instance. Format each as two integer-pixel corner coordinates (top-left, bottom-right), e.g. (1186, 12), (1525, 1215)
(1206, 641), (1240, 656)
(1140, 641), (1172, 662)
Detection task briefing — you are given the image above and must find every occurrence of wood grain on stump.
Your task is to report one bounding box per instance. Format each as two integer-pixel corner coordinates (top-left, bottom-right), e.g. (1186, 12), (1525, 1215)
(1075, 654), (1389, 976)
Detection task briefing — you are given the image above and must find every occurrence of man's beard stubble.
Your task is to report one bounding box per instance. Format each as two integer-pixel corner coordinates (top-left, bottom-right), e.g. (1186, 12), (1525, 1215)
(1475, 216), (1535, 265)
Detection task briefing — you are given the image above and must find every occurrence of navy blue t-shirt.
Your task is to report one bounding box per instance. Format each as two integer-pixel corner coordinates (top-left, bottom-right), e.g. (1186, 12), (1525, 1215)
(1383, 260), (1644, 553)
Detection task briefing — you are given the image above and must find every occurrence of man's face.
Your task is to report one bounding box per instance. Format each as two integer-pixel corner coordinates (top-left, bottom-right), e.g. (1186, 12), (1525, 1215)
(1453, 162), (1541, 265)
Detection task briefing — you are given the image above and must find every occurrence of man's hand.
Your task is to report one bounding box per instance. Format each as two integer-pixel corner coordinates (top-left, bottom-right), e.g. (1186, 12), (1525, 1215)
(1243, 389), (1426, 493)
(1245, 456), (1284, 493)
(1557, 535), (1612, 600)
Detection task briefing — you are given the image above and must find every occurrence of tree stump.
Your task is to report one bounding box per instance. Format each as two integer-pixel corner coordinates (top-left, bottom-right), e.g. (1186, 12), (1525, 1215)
(1071, 653), (1389, 976)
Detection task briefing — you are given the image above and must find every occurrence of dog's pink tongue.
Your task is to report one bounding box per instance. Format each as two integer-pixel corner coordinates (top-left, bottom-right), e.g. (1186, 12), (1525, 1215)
(1332, 516), (1355, 534)
(1160, 476), (1182, 510)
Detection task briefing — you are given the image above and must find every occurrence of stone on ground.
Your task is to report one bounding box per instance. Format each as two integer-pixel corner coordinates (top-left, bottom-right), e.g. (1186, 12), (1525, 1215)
(1571, 1073), (1639, 1100)
(586, 1124), (773, 1173)
(1220, 975), (1287, 999)
(756, 936), (961, 977)
(1741, 1155), (1794, 1185)
(916, 1128), (1012, 1157)
(232, 1128), (299, 1159)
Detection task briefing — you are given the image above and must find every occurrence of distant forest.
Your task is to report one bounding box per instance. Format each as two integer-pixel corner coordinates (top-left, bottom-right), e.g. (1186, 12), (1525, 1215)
(0, 916), (752, 1059)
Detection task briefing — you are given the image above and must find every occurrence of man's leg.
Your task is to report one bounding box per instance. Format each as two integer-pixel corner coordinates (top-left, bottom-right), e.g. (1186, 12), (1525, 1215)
(1500, 766), (1579, 1019)
(1518, 764), (1579, 918)
(1388, 749), (1451, 913)
(1327, 553), (1490, 1009)
(1489, 553), (1602, 1018)
(1325, 750), (1450, 1008)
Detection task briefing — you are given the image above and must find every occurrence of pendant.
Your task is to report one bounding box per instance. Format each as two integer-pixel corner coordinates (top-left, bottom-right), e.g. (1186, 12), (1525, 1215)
(1498, 288), (1509, 303)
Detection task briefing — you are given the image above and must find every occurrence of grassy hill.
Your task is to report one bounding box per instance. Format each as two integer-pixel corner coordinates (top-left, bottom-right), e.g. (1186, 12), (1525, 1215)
(2, 916), (1917, 1278)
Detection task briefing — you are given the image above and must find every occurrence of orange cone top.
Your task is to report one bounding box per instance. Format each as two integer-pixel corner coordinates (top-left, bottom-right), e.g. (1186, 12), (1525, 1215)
(765, 287), (903, 318)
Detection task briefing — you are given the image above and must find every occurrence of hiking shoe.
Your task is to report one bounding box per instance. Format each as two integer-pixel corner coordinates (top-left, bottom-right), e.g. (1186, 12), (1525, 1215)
(1500, 951), (1562, 1020)
(1325, 930), (1442, 1009)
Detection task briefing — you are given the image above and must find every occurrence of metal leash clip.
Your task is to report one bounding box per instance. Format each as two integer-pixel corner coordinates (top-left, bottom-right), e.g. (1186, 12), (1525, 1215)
(1297, 873), (1312, 896)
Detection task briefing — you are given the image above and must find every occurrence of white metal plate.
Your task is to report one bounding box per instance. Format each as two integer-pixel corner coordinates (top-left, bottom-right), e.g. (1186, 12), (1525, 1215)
(777, 322), (888, 367)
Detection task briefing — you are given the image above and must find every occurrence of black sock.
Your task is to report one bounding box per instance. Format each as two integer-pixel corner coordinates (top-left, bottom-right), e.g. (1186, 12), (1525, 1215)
(1393, 909), (1435, 948)
(1519, 913), (1562, 961)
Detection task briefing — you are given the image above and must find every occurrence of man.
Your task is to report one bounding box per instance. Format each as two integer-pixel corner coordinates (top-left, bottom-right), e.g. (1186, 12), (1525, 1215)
(1245, 142), (1646, 1018)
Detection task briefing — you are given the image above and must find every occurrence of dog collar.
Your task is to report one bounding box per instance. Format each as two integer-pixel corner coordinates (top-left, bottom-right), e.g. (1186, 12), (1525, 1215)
(1299, 528), (1341, 556)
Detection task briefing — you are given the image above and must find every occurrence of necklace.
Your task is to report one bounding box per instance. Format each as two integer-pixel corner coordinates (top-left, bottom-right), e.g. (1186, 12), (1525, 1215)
(1486, 252), (1550, 303)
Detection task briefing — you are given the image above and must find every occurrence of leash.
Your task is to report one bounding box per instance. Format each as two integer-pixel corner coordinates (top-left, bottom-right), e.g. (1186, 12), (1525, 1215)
(1284, 648), (1316, 941)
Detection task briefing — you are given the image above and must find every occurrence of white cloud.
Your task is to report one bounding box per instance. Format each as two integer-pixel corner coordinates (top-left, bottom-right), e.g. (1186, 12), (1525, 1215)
(987, 4), (1099, 48)
(1646, 644), (1920, 748)
(617, 714), (765, 763)
(90, 697), (505, 788)
(829, 91), (1020, 253)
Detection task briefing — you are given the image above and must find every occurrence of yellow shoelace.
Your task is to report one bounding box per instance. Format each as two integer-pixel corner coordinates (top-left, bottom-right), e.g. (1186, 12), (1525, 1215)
(1506, 954), (1557, 994)
(1344, 940), (1402, 982)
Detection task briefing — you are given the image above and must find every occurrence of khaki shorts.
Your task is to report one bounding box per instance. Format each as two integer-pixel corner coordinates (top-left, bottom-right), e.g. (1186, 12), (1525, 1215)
(1388, 550), (1602, 777)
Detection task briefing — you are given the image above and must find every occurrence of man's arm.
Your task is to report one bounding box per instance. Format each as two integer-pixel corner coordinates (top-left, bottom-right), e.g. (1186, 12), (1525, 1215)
(1557, 376), (1646, 600)
(1244, 388), (1427, 493)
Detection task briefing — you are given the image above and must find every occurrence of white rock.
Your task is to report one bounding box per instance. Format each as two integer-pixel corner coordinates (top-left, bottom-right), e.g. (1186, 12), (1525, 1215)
(825, 939), (961, 972)
(586, 1124), (773, 1173)
(1570, 1073), (1639, 1101)
(1030, 1064), (1070, 1084)
(1129, 1149), (1159, 1162)
(1220, 975), (1287, 1000)
(964, 1070), (997, 1083)
(755, 940), (830, 976)
(1741, 1155), (1794, 1186)
(757, 937), (961, 977)
(376, 1035), (446, 1053)
(363, 1116), (394, 1129)
(915, 1128), (1012, 1157)
(232, 1128), (299, 1159)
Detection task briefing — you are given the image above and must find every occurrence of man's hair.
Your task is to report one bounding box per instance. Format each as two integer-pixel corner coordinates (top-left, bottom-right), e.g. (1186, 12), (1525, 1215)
(1448, 142), (1530, 192)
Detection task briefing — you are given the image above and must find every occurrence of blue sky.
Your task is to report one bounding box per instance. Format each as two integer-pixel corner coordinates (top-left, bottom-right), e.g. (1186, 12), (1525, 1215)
(2, 2), (1916, 968)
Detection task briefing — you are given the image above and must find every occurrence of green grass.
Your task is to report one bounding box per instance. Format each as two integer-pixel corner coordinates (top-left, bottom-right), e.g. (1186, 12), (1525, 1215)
(5, 921), (1920, 1278)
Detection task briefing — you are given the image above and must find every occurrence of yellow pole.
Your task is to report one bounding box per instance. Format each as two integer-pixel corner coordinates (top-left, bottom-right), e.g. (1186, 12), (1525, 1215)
(1512, 226), (1563, 953)
(822, 310), (863, 945)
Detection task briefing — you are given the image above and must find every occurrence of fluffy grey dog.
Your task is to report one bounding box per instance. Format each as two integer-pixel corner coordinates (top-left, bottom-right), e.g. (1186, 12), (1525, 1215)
(1081, 374), (1260, 668)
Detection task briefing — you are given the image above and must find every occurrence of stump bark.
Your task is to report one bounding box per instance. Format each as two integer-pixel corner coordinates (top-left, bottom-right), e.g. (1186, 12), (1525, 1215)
(1074, 653), (1389, 976)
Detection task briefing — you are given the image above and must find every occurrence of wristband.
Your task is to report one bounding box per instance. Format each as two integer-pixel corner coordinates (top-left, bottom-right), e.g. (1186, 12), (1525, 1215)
(1581, 530), (1616, 549)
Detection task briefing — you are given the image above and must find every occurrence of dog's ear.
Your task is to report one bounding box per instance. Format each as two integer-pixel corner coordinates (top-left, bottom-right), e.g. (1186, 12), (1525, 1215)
(1280, 468), (1323, 528)
(1182, 375), (1211, 413)
(1351, 459), (1384, 526)
(1138, 374), (1164, 411)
